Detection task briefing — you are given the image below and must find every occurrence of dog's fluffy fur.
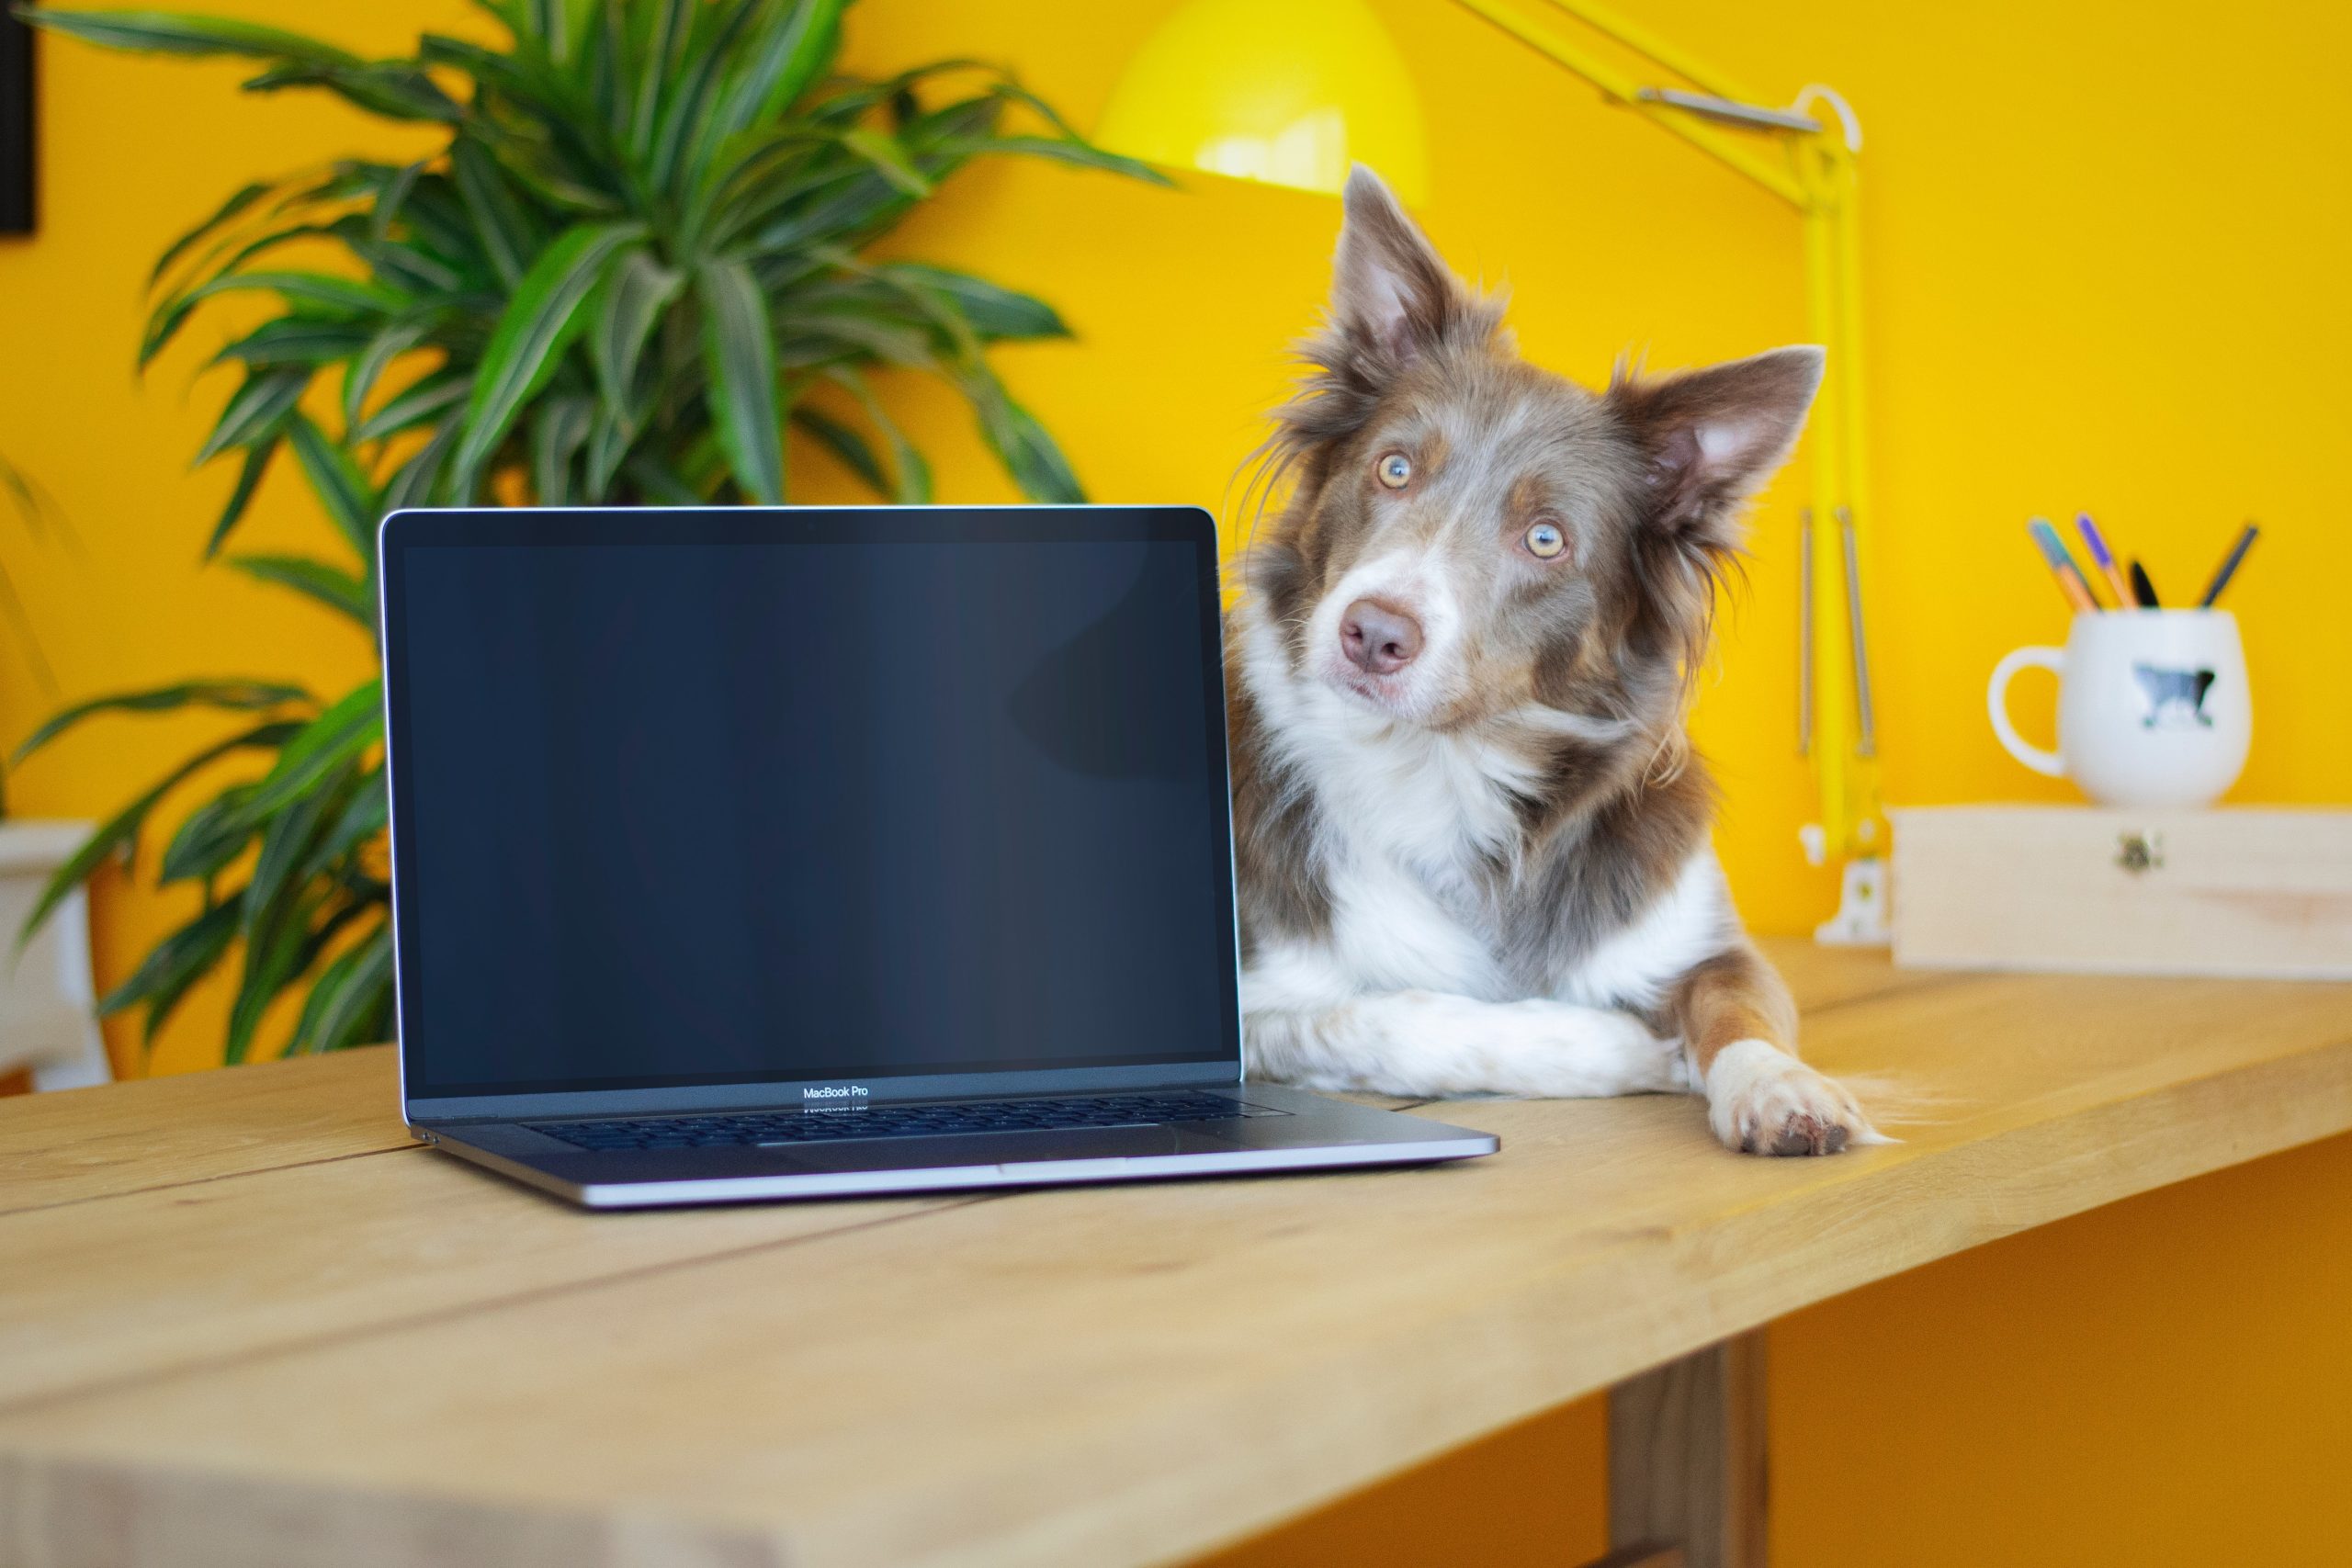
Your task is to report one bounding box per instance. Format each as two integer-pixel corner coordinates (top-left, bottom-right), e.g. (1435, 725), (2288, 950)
(1228, 168), (1873, 1156)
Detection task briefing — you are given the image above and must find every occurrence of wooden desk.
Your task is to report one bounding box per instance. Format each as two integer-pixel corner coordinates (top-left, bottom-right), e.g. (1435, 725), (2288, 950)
(4, 944), (2349, 1568)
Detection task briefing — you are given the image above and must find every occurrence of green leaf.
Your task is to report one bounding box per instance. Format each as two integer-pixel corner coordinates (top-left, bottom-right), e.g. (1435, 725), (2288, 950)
(530, 395), (595, 504)
(194, 369), (308, 468)
(342, 317), (435, 428)
(583, 0), (623, 141)
(789, 406), (884, 495)
(13, 719), (303, 950)
(837, 127), (932, 197)
(161, 780), (265, 888)
(801, 271), (980, 364)
(183, 268), (411, 320)
(344, 236), (465, 299)
(223, 888), (325, 1065)
(878, 264), (1068, 341)
(12, 679), (309, 764)
(238, 681), (382, 825)
(821, 367), (931, 504)
(966, 369), (1084, 503)
(624, 452), (706, 505)
(241, 62), (461, 122)
(745, 169), (909, 254)
(19, 10), (363, 67)
(303, 769), (388, 880)
(382, 418), (460, 513)
(775, 306), (933, 370)
(284, 413), (379, 561)
(148, 178), (275, 290)
(97, 896), (244, 1047)
(588, 245), (680, 424)
(209, 316), (376, 368)
(479, 130), (628, 219)
(351, 369), (469, 445)
(393, 176), (488, 276)
(368, 159), (427, 243)
(449, 220), (647, 497)
(203, 436), (277, 558)
(645, 0), (757, 192)
(450, 137), (542, 289)
(241, 766), (345, 947)
(136, 296), (200, 370)
(158, 784), (264, 885)
(742, 0), (844, 125)
(965, 133), (1170, 186)
(582, 402), (633, 498)
(624, 0), (693, 160)
(153, 182), (336, 305)
(694, 256), (786, 503)
(228, 554), (374, 628)
(690, 0), (844, 171)
(288, 922), (392, 1055)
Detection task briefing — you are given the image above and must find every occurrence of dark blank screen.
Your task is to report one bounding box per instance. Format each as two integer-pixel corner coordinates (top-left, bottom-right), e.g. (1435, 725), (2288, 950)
(386, 513), (1238, 1099)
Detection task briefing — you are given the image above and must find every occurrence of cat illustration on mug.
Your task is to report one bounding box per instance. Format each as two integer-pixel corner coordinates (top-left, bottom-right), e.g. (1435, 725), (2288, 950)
(2132, 663), (2216, 729)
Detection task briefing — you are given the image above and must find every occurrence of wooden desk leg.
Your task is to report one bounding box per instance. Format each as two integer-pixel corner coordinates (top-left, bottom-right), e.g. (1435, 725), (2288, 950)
(1592, 1329), (1770, 1568)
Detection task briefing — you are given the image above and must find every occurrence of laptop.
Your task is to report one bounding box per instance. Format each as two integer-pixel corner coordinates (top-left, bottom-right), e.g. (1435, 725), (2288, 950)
(378, 505), (1498, 1208)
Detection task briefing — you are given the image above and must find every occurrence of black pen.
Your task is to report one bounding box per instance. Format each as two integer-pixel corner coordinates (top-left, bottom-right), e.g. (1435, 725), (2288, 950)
(2197, 523), (2259, 608)
(2129, 559), (2161, 609)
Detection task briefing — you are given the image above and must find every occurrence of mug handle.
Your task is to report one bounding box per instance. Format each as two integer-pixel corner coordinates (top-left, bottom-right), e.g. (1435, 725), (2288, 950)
(1987, 646), (2065, 777)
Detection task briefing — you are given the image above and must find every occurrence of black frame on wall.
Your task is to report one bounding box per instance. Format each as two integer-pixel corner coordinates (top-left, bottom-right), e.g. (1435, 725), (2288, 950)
(1, 10), (32, 235)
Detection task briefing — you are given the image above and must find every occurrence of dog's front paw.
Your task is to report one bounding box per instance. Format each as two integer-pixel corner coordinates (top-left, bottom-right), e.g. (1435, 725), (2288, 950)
(1704, 1039), (1871, 1156)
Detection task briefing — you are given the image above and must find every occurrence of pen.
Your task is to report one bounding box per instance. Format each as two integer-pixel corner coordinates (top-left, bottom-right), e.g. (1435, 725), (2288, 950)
(2197, 522), (2259, 608)
(2028, 517), (2101, 614)
(2075, 514), (2135, 611)
(2129, 559), (2161, 609)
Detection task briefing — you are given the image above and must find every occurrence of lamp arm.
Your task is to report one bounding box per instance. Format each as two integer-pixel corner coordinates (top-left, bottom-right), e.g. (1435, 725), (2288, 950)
(1533, 0), (1765, 107)
(1449, 0), (1807, 208)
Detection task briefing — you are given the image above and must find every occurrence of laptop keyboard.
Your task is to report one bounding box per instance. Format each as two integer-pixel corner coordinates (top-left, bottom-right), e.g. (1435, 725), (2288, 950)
(526, 1091), (1279, 1152)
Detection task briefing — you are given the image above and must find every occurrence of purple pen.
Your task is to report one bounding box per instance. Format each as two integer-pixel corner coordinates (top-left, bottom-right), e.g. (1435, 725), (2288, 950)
(2075, 514), (2135, 608)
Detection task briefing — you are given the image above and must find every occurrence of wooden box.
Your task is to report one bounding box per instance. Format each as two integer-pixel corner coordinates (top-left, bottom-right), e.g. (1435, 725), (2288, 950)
(1889, 806), (2352, 978)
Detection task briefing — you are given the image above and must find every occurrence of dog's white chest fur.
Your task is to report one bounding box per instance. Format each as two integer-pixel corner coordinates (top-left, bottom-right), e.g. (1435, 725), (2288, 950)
(1237, 611), (1734, 1021)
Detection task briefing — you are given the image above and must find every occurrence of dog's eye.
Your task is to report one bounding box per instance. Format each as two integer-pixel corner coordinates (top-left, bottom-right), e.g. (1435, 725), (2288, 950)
(1375, 452), (1412, 490)
(1524, 519), (1567, 559)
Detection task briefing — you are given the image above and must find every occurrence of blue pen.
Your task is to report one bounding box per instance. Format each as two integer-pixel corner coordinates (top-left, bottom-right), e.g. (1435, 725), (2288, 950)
(2027, 517), (2100, 613)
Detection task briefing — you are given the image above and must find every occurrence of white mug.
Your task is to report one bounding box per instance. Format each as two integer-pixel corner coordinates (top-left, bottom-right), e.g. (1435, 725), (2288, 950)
(1986, 610), (2251, 807)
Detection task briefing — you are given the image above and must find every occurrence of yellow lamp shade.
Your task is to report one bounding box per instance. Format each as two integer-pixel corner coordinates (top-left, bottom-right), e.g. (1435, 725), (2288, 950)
(1096, 0), (1430, 206)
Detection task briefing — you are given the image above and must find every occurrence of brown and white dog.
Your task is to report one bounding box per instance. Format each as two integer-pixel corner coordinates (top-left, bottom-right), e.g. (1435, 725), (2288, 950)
(1227, 168), (1875, 1156)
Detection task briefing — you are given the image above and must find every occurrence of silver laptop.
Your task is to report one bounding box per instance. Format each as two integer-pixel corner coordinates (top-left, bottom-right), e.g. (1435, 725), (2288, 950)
(379, 505), (1497, 1208)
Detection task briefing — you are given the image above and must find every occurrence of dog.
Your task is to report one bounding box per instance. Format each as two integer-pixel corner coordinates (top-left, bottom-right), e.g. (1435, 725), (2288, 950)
(1227, 167), (1874, 1156)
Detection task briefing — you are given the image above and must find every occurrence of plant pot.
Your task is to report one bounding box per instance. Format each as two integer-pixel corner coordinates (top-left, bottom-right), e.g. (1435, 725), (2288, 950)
(0, 819), (111, 1089)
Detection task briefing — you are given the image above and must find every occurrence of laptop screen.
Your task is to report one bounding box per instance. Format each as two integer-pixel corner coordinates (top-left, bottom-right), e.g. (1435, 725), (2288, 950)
(380, 508), (1240, 1104)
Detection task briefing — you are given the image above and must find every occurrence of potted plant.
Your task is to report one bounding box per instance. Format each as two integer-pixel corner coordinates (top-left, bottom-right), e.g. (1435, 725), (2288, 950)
(12, 0), (1161, 1069)
(0, 451), (108, 1089)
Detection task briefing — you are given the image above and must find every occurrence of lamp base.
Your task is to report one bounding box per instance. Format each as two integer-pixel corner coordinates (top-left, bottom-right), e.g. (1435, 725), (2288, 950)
(1815, 854), (1890, 946)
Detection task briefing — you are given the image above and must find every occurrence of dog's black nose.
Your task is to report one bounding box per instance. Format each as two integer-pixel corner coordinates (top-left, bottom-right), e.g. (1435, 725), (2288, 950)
(1340, 599), (1423, 675)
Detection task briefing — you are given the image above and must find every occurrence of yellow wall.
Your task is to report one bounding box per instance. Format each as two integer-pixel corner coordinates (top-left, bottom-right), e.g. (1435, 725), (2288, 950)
(2, 0), (2348, 1561)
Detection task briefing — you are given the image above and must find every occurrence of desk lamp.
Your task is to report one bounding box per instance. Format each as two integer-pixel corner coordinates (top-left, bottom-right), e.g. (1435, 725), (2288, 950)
(1098, 0), (1888, 942)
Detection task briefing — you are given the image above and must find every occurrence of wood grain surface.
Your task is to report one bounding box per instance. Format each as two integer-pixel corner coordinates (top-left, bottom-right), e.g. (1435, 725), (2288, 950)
(2, 943), (2345, 1568)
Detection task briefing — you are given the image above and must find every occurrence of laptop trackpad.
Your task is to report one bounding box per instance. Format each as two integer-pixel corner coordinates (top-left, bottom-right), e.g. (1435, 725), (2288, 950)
(786, 1123), (1211, 1173)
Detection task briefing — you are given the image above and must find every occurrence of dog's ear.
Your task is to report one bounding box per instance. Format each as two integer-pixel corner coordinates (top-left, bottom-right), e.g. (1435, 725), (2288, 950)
(1327, 165), (1495, 373)
(1609, 345), (1825, 543)
(1268, 167), (1502, 465)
